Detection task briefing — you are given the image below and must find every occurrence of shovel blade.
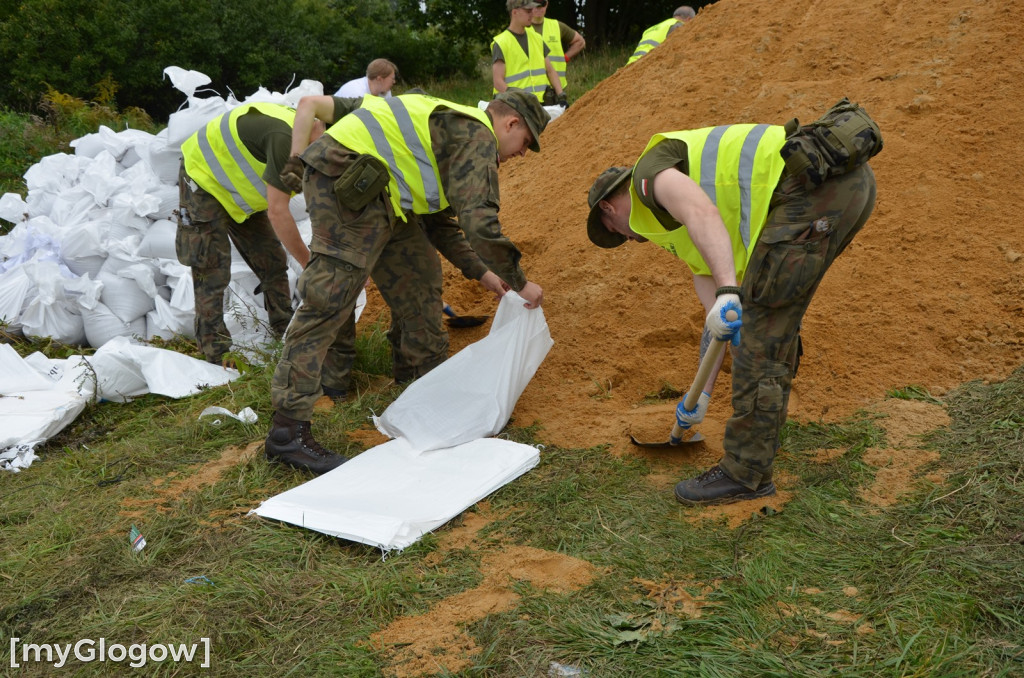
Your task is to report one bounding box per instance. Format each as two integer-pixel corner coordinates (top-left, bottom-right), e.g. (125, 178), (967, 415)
(629, 431), (705, 448)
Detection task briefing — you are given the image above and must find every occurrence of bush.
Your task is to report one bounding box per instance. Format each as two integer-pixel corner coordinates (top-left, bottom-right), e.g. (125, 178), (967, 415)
(0, 0), (488, 121)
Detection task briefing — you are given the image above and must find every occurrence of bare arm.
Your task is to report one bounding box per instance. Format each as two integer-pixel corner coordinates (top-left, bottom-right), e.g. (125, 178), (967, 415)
(492, 60), (508, 93)
(565, 31), (586, 59)
(266, 185), (310, 267)
(290, 95), (338, 157)
(544, 57), (564, 95)
(651, 167), (737, 288)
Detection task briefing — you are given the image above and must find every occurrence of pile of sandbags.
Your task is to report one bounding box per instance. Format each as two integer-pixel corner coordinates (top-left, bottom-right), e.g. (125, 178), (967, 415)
(0, 66), (323, 355)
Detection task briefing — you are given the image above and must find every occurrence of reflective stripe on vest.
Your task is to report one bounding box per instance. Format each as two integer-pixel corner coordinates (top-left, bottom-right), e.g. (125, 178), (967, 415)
(627, 18), (678, 64)
(492, 29), (549, 99)
(325, 94), (496, 218)
(628, 125), (787, 278)
(536, 18), (567, 89)
(181, 103), (296, 222)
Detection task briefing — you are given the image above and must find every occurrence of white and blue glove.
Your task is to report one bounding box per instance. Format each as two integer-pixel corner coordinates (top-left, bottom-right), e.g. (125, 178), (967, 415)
(675, 391), (711, 429)
(706, 291), (743, 346)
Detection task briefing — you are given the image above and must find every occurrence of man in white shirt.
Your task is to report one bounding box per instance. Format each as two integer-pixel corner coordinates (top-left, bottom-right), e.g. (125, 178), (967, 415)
(334, 58), (397, 98)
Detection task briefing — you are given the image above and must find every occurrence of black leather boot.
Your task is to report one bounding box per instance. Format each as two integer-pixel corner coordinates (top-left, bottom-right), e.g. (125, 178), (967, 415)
(674, 465), (776, 506)
(265, 412), (348, 474)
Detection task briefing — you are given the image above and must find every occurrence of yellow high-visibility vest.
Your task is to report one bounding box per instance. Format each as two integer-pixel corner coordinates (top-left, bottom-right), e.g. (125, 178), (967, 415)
(181, 103), (296, 222)
(326, 94), (496, 220)
(627, 18), (679, 64)
(491, 29), (549, 100)
(535, 18), (567, 90)
(628, 125), (787, 279)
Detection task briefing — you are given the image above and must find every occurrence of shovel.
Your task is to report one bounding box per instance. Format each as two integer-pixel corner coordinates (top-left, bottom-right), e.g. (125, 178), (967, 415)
(443, 303), (489, 329)
(629, 310), (736, 448)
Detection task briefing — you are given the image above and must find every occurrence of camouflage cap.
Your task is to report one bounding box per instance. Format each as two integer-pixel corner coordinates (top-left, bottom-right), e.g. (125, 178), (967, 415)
(493, 88), (550, 152)
(586, 166), (633, 248)
(507, 0), (540, 10)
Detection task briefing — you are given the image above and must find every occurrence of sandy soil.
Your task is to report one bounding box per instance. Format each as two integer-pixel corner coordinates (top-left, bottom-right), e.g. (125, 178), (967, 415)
(421, 0), (1024, 462)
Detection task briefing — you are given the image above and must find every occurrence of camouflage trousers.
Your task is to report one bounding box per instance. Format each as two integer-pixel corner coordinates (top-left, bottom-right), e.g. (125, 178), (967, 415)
(721, 163), (877, 489)
(270, 164), (447, 421)
(176, 165), (293, 363)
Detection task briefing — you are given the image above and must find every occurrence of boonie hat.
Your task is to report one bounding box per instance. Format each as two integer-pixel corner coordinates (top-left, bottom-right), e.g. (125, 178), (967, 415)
(507, 0), (540, 10)
(493, 88), (550, 153)
(586, 166), (633, 248)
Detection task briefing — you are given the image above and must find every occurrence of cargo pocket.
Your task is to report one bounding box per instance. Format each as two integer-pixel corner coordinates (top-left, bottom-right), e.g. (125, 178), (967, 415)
(747, 218), (835, 309)
(174, 216), (211, 268)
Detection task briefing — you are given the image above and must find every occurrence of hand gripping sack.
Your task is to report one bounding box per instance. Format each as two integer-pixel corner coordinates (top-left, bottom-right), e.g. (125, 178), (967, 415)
(780, 97), (884, 190)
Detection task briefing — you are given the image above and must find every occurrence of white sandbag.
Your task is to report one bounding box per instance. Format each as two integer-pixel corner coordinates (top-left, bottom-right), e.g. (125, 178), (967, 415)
(166, 96), (229, 150)
(253, 437), (540, 550)
(288, 193), (307, 222)
(374, 292), (553, 452)
(87, 336), (238, 402)
(137, 131), (182, 185)
(144, 184), (179, 220)
(21, 297), (85, 345)
(25, 189), (58, 219)
(163, 66), (212, 98)
(82, 300), (147, 347)
(476, 100), (565, 122)
(19, 261), (100, 344)
(0, 265), (33, 331)
(97, 270), (154, 323)
(78, 150), (128, 205)
(0, 193), (29, 224)
(49, 187), (96, 229)
(0, 347), (90, 471)
(147, 295), (194, 340)
(24, 153), (86, 194)
(69, 131), (108, 159)
(0, 219), (62, 272)
(137, 219), (178, 259)
(282, 79), (325, 108)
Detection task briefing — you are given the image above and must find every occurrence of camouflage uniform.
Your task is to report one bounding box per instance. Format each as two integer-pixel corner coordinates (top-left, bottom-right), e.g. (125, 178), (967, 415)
(176, 164), (293, 363)
(722, 163), (877, 489)
(271, 109), (529, 421)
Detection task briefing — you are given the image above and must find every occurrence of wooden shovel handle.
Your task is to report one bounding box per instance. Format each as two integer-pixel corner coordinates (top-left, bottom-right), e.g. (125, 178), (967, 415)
(669, 309), (738, 443)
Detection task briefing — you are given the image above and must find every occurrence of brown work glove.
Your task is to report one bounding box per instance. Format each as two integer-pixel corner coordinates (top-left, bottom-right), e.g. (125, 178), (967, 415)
(279, 155), (305, 194)
(556, 92), (569, 108)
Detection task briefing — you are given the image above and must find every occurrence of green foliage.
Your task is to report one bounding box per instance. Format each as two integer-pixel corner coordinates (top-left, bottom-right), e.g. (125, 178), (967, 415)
(0, 0), (486, 121)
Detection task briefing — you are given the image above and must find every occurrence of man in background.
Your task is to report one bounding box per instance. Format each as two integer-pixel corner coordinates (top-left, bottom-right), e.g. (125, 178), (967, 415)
(627, 5), (695, 64)
(334, 58), (397, 99)
(492, 0), (566, 106)
(530, 0), (585, 95)
(176, 103), (324, 366)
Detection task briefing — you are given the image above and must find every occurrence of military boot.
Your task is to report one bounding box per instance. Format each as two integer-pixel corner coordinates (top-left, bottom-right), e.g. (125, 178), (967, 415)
(265, 412), (348, 474)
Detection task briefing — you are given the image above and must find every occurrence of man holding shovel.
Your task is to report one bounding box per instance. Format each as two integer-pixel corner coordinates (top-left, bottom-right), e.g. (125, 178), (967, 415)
(586, 107), (879, 505)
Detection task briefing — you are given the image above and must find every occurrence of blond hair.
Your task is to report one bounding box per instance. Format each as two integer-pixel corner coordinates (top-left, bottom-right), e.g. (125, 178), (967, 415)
(366, 58), (397, 80)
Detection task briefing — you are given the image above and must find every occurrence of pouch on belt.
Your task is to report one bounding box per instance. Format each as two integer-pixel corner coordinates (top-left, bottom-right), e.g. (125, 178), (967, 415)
(779, 97), (884, 190)
(333, 154), (390, 211)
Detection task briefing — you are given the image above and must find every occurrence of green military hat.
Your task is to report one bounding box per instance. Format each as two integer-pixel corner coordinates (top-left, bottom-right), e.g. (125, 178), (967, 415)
(493, 88), (550, 153)
(586, 166), (632, 248)
(506, 0), (540, 10)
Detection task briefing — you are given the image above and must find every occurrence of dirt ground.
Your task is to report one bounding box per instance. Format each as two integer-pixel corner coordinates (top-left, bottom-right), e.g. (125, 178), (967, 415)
(405, 0), (1024, 459)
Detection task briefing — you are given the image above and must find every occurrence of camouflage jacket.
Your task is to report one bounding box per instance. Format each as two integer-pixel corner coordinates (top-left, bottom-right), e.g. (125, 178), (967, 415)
(303, 102), (526, 291)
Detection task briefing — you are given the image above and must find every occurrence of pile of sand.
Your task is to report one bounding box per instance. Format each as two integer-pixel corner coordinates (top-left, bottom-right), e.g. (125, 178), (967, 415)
(424, 0), (1024, 453)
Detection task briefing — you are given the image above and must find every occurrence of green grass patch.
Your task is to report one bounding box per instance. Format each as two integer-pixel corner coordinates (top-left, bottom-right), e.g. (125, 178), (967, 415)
(3, 362), (1023, 674)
